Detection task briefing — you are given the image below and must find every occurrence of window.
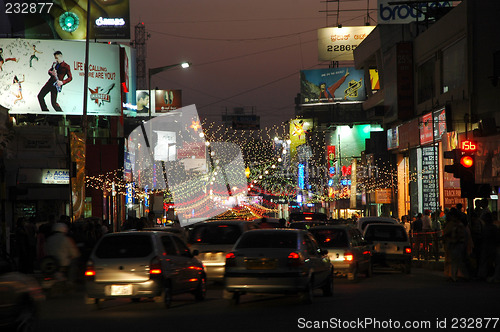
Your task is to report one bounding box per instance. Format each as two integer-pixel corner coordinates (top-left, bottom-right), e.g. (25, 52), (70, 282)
(172, 236), (192, 258)
(95, 235), (153, 258)
(188, 224), (242, 245)
(441, 38), (466, 94)
(236, 232), (297, 249)
(161, 235), (178, 256)
(417, 58), (435, 103)
(310, 229), (349, 248)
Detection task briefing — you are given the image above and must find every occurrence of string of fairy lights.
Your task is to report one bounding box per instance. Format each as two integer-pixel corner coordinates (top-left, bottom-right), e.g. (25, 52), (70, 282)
(85, 120), (439, 215)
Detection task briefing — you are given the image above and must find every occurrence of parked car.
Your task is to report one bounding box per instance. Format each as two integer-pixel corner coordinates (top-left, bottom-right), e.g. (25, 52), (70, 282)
(224, 229), (334, 304)
(356, 216), (399, 232)
(363, 224), (412, 273)
(187, 220), (258, 282)
(309, 225), (372, 282)
(0, 250), (44, 331)
(84, 231), (206, 308)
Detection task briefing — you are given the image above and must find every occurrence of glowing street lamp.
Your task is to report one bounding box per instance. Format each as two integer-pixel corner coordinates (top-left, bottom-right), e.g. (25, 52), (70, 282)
(148, 62), (191, 118)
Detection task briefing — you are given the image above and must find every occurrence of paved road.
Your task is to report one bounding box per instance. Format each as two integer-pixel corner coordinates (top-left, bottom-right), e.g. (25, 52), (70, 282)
(37, 268), (500, 332)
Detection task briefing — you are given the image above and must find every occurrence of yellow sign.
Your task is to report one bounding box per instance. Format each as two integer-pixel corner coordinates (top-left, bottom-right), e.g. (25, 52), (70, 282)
(375, 189), (392, 204)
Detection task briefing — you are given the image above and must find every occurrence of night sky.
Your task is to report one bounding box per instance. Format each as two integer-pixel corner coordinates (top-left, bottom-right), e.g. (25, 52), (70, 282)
(129, 0), (376, 128)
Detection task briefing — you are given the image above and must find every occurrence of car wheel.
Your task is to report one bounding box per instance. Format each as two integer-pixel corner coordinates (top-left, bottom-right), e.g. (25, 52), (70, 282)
(322, 273), (334, 297)
(230, 292), (241, 305)
(194, 276), (207, 301)
(15, 299), (37, 332)
(404, 261), (412, 274)
(348, 265), (358, 282)
(366, 262), (373, 278)
(154, 285), (172, 309)
(84, 295), (98, 305)
(300, 279), (313, 304)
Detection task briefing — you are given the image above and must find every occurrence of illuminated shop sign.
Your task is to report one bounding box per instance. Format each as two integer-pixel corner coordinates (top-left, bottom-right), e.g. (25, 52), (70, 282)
(42, 169), (69, 184)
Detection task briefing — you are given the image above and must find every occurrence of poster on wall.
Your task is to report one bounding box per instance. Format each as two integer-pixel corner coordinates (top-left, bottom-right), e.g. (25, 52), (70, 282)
(300, 67), (366, 105)
(131, 89), (183, 117)
(0, 38), (121, 115)
(0, 0), (130, 40)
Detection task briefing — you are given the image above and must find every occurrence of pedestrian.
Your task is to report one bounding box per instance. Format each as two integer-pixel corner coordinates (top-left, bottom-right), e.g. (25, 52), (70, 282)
(422, 210), (432, 232)
(45, 223), (80, 287)
(442, 208), (469, 281)
(456, 203), (468, 226)
(401, 215), (411, 234)
(477, 212), (498, 280)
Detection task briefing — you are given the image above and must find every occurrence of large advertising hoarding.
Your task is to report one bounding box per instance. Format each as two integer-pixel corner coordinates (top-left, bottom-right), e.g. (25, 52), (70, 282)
(129, 89), (183, 117)
(300, 67), (366, 105)
(377, 1), (453, 24)
(0, 38), (121, 115)
(318, 26), (375, 61)
(121, 45), (136, 117)
(0, 0), (130, 40)
(289, 118), (313, 159)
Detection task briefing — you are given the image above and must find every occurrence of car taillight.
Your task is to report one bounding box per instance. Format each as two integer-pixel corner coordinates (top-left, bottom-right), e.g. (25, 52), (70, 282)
(404, 246), (412, 254)
(85, 260), (95, 279)
(150, 257), (162, 275)
(344, 253), (354, 261)
(287, 252), (304, 267)
(225, 252), (236, 267)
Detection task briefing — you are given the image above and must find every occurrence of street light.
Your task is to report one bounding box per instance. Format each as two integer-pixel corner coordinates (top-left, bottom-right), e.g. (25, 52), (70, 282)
(148, 62), (191, 118)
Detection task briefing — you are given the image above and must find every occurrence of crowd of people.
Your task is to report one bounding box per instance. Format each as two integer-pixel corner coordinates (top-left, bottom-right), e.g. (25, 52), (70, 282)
(399, 199), (500, 282)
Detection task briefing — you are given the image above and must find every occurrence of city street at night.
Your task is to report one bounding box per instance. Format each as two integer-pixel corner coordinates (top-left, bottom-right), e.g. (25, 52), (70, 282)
(38, 268), (500, 332)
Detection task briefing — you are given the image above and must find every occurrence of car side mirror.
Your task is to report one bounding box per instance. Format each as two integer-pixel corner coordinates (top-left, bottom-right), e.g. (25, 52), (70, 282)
(192, 249), (199, 256)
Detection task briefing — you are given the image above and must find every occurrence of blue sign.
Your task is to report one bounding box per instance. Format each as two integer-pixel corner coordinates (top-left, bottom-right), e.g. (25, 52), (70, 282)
(298, 163), (305, 190)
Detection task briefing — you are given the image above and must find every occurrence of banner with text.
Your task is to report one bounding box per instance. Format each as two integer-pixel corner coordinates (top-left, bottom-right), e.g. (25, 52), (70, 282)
(318, 26), (374, 61)
(0, 38), (121, 116)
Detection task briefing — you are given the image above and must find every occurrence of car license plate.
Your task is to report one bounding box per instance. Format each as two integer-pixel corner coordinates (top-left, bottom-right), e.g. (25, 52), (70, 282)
(110, 285), (133, 296)
(245, 259), (277, 270)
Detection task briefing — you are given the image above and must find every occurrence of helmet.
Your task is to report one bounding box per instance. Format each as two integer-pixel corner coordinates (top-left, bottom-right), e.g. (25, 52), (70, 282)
(52, 223), (68, 234)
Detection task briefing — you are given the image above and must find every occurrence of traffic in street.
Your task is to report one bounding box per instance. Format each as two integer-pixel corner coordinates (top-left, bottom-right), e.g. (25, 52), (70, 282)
(36, 267), (500, 332)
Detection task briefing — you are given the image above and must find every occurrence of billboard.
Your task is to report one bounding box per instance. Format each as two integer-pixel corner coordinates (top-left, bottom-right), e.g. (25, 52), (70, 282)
(0, 38), (121, 115)
(377, 1), (453, 24)
(300, 67), (366, 105)
(0, 0), (130, 40)
(121, 45), (136, 117)
(289, 118), (313, 159)
(318, 26), (375, 61)
(129, 89), (182, 117)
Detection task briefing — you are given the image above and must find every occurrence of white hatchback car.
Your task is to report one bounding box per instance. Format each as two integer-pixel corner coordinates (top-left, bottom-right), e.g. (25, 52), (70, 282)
(85, 231), (206, 308)
(363, 224), (412, 273)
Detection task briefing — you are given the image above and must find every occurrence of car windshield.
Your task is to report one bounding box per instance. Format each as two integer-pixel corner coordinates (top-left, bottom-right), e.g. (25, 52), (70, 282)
(236, 231), (297, 249)
(360, 220), (394, 230)
(188, 224), (242, 245)
(364, 225), (408, 242)
(310, 229), (349, 248)
(95, 234), (153, 258)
